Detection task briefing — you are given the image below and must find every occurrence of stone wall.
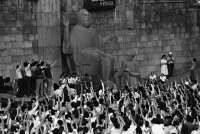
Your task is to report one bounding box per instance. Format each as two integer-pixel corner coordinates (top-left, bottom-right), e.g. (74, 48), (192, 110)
(0, 0), (62, 82)
(61, 0), (200, 78)
(36, 0), (62, 82)
(0, 0), (37, 77)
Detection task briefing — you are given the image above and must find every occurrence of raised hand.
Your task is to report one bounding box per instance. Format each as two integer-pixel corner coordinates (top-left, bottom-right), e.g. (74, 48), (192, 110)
(63, 15), (70, 27)
(106, 31), (113, 40)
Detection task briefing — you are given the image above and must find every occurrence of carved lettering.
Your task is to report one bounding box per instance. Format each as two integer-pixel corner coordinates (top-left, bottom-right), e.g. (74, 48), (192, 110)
(84, 0), (115, 9)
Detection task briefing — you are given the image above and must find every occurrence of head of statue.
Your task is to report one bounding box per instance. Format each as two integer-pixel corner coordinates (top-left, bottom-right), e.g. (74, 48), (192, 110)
(77, 9), (90, 28)
(126, 50), (136, 60)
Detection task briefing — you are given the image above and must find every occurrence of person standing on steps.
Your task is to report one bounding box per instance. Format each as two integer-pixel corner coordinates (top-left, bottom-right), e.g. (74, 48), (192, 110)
(161, 55), (168, 79)
(167, 52), (175, 79)
(189, 54), (197, 82)
(45, 60), (57, 96)
(35, 63), (45, 97)
(16, 60), (24, 97)
(24, 57), (32, 97)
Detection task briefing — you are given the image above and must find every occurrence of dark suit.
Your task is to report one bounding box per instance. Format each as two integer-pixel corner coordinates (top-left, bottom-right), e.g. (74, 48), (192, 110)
(181, 122), (194, 134)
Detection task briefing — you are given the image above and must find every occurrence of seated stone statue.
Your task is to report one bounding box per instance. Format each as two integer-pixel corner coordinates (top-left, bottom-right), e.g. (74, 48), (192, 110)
(121, 50), (141, 88)
(62, 9), (115, 83)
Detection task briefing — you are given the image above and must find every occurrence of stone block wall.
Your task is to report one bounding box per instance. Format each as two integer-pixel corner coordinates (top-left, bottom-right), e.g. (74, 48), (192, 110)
(36, 0), (62, 82)
(0, 0), (37, 77)
(61, 0), (200, 78)
(0, 0), (62, 82)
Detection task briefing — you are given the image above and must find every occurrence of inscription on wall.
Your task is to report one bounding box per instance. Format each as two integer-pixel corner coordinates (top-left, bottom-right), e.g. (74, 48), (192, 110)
(84, 0), (115, 10)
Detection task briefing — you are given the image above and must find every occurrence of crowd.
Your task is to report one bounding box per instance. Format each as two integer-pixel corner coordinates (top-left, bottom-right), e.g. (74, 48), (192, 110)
(0, 60), (199, 134)
(0, 56), (57, 98)
(0, 53), (199, 134)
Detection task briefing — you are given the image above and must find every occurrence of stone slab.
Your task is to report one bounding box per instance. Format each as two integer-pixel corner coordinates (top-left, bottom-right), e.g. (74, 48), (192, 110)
(38, 26), (61, 47)
(38, 46), (61, 67)
(51, 66), (62, 83)
(36, 0), (60, 13)
(36, 12), (60, 27)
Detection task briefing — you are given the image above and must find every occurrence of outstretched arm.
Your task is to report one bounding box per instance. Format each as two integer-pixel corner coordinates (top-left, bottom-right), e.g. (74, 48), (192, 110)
(190, 54), (193, 61)
(51, 60), (57, 68)
(20, 60), (22, 67)
(39, 56), (43, 64)
(102, 32), (113, 44)
(28, 56), (32, 63)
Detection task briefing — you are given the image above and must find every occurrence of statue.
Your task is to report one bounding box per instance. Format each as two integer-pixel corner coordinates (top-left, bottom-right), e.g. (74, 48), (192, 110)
(114, 64), (126, 90)
(121, 50), (141, 88)
(62, 9), (115, 84)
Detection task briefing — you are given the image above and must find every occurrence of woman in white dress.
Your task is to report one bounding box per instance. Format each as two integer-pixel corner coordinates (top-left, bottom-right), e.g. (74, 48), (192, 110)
(161, 55), (168, 77)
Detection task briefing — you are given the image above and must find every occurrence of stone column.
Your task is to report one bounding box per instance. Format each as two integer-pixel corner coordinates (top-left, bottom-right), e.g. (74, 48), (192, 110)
(36, 0), (62, 82)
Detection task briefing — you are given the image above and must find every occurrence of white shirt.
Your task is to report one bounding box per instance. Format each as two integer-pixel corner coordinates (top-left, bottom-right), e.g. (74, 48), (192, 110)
(142, 126), (150, 134)
(111, 127), (123, 134)
(68, 87), (76, 96)
(164, 125), (173, 134)
(134, 92), (140, 98)
(33, 116), (41, 129)
(160, 75), (166, 82)
(53, 88), (63, 97)
(16, 66), (22, 79)
(191, 130), (200, 134)
(61, 78), (67, 84)
(151, 124), (165, 134)
(170, 127), (178, 134)
(149, 75), (156, 81)
(192, 84), (198, 90)
(25, 63), (32, 77)
(68, 77), (77, 84)
(28, 101), (39, 116)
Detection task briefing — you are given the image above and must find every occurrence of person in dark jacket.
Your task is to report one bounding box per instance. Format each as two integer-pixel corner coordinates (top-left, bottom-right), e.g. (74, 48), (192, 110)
(0, 76), (5, 93)
(45, 60), (57, 96)
(35, 63), (45, 97)
(181, 115), (194, 134)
